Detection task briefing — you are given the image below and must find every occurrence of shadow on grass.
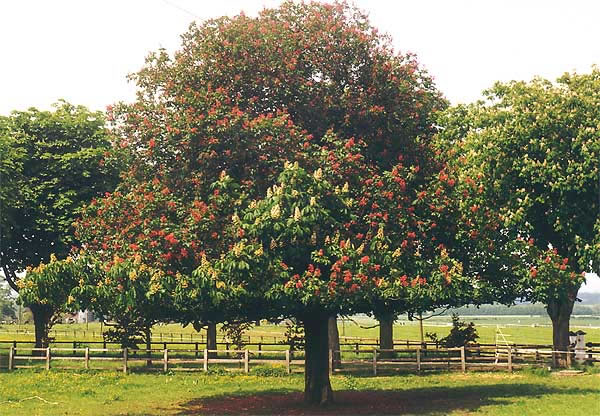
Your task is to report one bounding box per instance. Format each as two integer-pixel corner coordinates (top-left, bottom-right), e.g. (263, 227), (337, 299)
(173, 383), (598, 415)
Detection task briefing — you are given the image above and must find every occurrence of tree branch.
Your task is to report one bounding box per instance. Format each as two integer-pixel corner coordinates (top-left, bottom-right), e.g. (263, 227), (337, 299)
(2, 264), (20, 292)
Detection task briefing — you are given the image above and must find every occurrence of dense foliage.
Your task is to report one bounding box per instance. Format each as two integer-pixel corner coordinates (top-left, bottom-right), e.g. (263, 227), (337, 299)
(74, 1), (460, 404)
(436, 70), (600, 356)
(0, 101), (120, 347)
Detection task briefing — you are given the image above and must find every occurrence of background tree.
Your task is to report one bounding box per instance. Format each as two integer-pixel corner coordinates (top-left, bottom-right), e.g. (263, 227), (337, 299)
(436, 70), (600, 363)
(0, 284), (16, 321)
(0, 101), (120, 347)
(17, 253), (93, 349)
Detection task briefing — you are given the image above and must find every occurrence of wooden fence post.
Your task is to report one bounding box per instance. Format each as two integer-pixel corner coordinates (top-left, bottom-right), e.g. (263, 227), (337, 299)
(285, 350), (291, 374)
(507, 347), (513, 372)
(372, 348), (377, 376)
(244, 350), (249, 373)
(85, 347), (90, 370)
(416, 347), (421, 373)
(355, 343), (359, 356)
(46, 347), (51, 371)
(195, 342), (199, 358)
(566, 347), (572, 368)
(552, 350), (557, 368)
(328, 349), (333, 376)
(123, 348), (128, 374)
(163, 349), (168, 373)
(460, 346), (466, 373)
(8, 346), (14, 371)
(203, 349), (208, 372)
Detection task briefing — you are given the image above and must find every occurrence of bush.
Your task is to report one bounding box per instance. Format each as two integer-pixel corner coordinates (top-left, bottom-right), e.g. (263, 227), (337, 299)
(426, 314), (479, 347)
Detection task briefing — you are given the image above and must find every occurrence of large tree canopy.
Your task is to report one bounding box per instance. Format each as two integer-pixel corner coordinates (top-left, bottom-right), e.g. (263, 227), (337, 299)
(76, 1), (459, 405)
(436, 70), (600, 359)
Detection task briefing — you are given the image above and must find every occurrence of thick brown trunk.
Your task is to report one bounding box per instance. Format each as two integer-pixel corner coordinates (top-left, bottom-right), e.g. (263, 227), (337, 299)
(207, 322), (217, 358)
(304, 315), (333, 406)
(30, 303), (53, 352)
(379, 313), (395, 359)
(145, 327), (152, 366)
(328, 316), (341, 369)
(547, 296), (575, 368)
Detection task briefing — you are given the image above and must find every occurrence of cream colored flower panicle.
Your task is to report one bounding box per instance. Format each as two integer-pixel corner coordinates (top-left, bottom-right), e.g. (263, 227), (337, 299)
(270, 203), (281, 219)
(267, 187), (273, 198)
(310, 196), (316, 206)
(356, 243), (365, 254)
(201, 253), (209, 268)
(376, 225), (384, 239)
(294, 206), (302, 221)
(313, 168), (323, 180)
(232, 241), (245, 256)
(342, 182), (349, 193)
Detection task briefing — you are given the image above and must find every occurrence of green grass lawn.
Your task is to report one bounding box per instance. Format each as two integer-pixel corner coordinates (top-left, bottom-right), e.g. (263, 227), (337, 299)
(0, 369), (599, 415)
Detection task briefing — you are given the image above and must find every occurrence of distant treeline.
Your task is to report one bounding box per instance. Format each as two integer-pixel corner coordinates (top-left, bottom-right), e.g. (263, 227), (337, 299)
(440, 302), (600, 316)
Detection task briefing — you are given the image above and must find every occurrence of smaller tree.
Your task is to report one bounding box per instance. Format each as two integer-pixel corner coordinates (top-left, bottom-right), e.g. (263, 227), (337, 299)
(17, 253), (91, 348)
(0, 102), (120, 346)
(0, 284), (16, 321)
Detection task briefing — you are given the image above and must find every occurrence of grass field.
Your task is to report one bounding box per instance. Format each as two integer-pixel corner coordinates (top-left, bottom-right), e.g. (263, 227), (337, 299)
(2, 314), (599, 348)
(0, 368), (599, 415)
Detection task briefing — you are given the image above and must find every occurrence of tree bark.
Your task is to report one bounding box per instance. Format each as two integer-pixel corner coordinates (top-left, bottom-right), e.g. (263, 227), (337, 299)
(207, 322), (217, 358)
(145, 327), (153, 366)
(328, 316), (341, 369)
(30, 303), (53, 352)
(547, 296), (575, 368)
(2, 264), (19, 292)
(379, 313), (395, 359)
(304, 314), (334, 406)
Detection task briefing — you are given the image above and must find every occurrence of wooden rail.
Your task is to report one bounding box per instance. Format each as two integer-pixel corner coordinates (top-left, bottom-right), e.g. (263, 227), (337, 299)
(1, 344), (597, 374)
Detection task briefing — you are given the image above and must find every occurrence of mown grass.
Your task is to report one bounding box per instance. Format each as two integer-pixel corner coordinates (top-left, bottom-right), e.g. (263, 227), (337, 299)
(0, 368), (599, 415)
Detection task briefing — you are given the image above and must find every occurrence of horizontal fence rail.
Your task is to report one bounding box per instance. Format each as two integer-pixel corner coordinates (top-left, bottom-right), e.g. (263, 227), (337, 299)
(1, 344), (598, 375)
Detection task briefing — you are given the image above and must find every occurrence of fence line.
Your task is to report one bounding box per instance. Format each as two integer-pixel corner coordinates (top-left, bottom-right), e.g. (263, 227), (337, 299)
(1, 344), (598, 375)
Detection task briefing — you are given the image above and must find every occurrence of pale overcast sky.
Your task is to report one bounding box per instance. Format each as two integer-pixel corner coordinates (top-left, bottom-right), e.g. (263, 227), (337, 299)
(1, 0), (599, 291)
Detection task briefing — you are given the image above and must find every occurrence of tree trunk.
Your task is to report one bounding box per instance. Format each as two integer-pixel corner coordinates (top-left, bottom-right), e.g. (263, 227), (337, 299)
(30, 303), (53, 353)
(379, 313), (395, 359)
(207, 322), (217, 358)
(328, 316), (341, 369)
(304, 315), (334, 406)
(547, 296), (575, 368)
(145, 327), (152, 366)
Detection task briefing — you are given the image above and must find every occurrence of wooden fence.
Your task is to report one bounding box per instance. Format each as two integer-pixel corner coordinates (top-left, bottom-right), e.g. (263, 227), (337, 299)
(1, 344), (598, 375)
